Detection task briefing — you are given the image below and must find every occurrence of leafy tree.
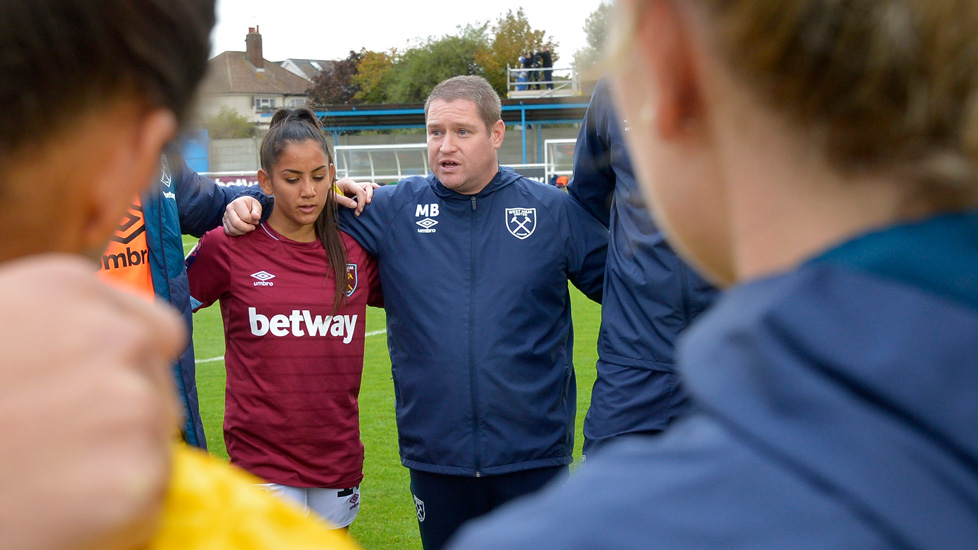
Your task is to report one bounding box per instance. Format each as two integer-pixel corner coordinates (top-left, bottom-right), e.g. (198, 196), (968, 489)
(384, 24), (487, 104)
(307, 50), (364, 107)
(312, 10), (561, 107)
(353, 49), (397, 104)
(574, 2), (612, 72)
(475, 8), (555, 96)
(201, 106), (255, 139)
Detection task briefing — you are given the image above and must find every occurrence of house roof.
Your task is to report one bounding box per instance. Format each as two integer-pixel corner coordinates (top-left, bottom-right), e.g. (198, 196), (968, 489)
(279, 58), (335, 81)
(201, 51), (311, 95)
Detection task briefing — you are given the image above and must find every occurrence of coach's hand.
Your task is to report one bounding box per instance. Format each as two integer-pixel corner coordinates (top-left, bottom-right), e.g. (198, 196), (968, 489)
(224, 196), (263, 236)
(0, 254), (185, 550)
(334, 178), (378, 216)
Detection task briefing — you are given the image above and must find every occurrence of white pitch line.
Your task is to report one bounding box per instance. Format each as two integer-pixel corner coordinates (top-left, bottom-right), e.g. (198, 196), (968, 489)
(195, 328), (387, 364)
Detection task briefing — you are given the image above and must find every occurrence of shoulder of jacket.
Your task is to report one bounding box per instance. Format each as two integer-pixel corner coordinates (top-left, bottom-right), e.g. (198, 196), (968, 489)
(498, 180), (580, 229)
(509, 177), (572, 205)
(384, 177), (434, 201)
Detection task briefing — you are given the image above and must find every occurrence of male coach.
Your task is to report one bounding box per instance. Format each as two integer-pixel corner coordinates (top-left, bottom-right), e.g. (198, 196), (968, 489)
(226, 75), (608, 550)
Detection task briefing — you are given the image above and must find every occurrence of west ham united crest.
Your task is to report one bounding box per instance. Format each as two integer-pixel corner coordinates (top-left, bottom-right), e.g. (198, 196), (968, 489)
(506, 207), (536, 240)
(345, 263), (358, 296)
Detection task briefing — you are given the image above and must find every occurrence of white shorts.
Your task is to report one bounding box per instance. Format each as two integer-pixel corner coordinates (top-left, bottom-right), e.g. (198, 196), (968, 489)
(258, 482), (361, 528)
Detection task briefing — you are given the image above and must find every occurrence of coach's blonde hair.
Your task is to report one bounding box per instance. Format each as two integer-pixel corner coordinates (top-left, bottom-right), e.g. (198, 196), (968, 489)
(620, 0), (978, 206)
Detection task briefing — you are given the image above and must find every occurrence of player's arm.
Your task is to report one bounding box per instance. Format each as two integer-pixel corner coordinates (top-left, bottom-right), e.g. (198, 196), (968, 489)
(171, 155), (271, 238)
(185, 229), (231, 312)
(566, 79), (618, 228)
(563, 194), (609, 304)
(361, 244), (384, 309)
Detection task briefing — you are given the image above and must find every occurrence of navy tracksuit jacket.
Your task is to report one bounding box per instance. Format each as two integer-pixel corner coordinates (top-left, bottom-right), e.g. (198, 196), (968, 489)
(340, 167), (608, 476)
(451, 212), (978, 549)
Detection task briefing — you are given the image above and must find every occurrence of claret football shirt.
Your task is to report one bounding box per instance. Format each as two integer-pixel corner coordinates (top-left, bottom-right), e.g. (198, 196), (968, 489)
(187, 223), (382, 488)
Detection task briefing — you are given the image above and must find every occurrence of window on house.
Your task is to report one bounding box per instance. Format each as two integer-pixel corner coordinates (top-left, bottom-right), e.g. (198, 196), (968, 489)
(288, 98), (306, 107)
(255, 97), (275, 110)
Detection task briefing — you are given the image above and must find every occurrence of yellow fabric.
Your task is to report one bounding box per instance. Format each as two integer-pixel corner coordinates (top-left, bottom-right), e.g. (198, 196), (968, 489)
(150, 446), (361, 550)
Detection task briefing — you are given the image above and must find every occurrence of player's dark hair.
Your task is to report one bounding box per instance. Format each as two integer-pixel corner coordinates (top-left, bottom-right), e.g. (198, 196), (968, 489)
(0, 0), (215, 162)
(260, 108), (348, 310)
(425, 76), (502, 133)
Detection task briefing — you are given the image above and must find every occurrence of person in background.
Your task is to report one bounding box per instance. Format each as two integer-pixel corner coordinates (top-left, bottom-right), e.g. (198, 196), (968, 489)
(0, 1), (364, 548)
(537, 45), (554, 90)
(449, 0), (978, 547)
(568, 78), (717, 459)
(516, 58), (528, 91)
(187, 108), (382, 530)
(523, 51), (539, 90)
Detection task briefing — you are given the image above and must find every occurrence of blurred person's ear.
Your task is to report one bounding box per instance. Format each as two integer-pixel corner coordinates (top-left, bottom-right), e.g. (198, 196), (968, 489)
(81, 105), (177, 257)
(638, 0), (703, 143)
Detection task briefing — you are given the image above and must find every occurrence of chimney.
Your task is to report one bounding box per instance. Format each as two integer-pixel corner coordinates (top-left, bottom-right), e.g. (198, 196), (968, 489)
(246, 26), (263, 69)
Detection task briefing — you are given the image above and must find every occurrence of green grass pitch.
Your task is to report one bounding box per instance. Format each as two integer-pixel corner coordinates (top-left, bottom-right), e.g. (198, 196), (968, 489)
(186, 234), (601, 549)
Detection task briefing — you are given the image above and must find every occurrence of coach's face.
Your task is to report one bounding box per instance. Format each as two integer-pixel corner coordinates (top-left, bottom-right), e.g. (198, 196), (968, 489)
(426, 98), (505, 196)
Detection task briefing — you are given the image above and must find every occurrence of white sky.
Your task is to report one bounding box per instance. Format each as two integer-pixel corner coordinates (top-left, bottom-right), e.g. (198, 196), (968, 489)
(210, 0), (607, 64)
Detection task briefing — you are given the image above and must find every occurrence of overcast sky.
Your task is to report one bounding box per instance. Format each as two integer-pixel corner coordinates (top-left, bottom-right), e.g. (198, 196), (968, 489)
(210, 0), (607, 64)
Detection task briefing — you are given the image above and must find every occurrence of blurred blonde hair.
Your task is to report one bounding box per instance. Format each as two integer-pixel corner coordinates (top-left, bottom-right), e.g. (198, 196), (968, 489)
(617, 0), (978, 206)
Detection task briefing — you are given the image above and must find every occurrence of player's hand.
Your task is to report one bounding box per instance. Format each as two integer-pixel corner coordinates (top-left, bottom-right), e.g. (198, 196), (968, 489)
(333, 178), (378, 216)
(224, 196), (263, 236)
(0, 254), (185, 550)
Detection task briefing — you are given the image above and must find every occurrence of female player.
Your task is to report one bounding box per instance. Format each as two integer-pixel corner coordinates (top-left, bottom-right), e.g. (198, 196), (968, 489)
(187, 108), (381, 530)
(450, 0), (978, 548)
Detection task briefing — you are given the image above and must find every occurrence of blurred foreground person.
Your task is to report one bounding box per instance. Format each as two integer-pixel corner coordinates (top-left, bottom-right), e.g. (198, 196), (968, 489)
(450, 0), (978, 548)
(569, 78), (718, 457)
(0, 1), (358, 548)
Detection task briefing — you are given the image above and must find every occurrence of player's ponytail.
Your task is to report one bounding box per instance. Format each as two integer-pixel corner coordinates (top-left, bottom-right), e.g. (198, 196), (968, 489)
(260, 108), (348, 311)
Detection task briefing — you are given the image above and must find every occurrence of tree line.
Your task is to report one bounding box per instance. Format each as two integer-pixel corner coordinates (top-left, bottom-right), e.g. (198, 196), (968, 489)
(202, 4), (610, 137)
(308, 4), (610, 107)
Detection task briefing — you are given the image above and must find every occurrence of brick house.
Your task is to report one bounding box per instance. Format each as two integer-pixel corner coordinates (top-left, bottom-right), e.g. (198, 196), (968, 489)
(197, 26), (311, 128)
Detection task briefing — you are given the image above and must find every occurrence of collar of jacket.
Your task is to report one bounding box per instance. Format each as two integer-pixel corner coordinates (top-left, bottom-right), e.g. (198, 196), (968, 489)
(429, 165), (521, 200)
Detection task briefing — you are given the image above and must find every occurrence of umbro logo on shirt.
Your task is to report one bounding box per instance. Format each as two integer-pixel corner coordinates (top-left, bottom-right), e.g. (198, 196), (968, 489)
(416, 203), (439, 234)
(251, 271), (276, 287)
(416, 218), (438, 231)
